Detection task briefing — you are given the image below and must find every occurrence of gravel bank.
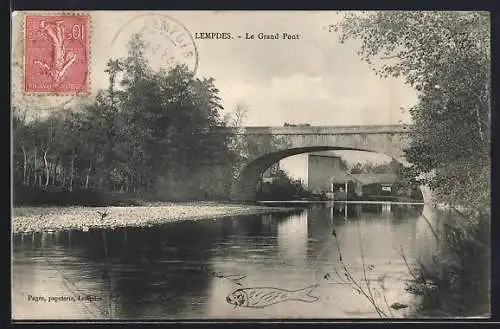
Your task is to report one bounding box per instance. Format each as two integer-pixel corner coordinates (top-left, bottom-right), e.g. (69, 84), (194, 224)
(12, 202), (301, 234)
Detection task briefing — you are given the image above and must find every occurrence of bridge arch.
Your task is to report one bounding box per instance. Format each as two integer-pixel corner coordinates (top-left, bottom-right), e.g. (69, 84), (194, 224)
(231, 147), (432, 203)
(232, 146), (373, 200)
(210, 124), (434, 204)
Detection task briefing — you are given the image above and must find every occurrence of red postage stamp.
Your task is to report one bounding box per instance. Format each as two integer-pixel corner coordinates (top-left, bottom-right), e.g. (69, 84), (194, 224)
(24, 15), (89, 93)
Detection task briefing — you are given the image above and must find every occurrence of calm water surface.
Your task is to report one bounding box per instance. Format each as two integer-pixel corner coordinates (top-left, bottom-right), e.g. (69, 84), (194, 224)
(13, 203), (442, 320)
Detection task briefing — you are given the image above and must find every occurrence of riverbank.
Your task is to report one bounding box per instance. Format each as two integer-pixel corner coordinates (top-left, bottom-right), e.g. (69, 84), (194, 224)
(406, 207), (490, 318)
(12, 202), (301, 234)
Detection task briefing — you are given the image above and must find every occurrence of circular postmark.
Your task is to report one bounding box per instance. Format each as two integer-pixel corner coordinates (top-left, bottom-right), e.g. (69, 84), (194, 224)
(111, 13), (198, 75)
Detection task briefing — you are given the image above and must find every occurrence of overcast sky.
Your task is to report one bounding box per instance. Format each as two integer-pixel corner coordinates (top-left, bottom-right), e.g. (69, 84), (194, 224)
(12, 11), (419, 180)
(97, 11), (418, 126)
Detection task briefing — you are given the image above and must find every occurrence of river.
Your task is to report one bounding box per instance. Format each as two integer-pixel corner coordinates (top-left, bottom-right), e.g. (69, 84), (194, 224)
(13, 202), (445, 320)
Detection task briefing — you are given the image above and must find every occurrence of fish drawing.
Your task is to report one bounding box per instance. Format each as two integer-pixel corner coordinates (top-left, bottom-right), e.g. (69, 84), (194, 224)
(226, 284), (320, 308)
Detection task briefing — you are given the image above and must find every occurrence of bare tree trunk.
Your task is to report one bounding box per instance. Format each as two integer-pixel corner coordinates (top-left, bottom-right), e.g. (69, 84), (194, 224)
(42, 146), (50, 188)
(52, 157), (59, 186)
(85, 162), (92, 189)
(475, 106), (484, 144)
(33, 146), (38, 187)
(69, 154), (75, 192)
(21, 146), (27, 185)
(26, 167), (31, 187)
(62, 168), (66, 188)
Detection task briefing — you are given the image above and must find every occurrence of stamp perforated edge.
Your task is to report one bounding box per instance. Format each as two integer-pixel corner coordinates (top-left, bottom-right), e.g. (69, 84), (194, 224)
(20, 11), (92, 97)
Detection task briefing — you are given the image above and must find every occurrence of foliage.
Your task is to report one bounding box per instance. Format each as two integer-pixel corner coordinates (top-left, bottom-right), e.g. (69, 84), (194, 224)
(349, 159), (401, 174)
(224, 103), (297, 200)
(13, 33), (238, 201)
(400, 211), (490, 317)
(334, 12), (490, 318)
(333, 11), (490, 211)
(256, 169), (311, 201)
(224, 102), (292, 183)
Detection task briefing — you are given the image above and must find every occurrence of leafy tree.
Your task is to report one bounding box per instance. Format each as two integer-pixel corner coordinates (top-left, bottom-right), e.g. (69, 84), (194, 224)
(12, 108), (29, 185)
(257, 169), (310, 201)
(13, 33), (237, 202)
(334, 12), (490, 319)
(102, 33), (232, 195)
(334, 11), (490, 209)
(348, 159), (402, 175)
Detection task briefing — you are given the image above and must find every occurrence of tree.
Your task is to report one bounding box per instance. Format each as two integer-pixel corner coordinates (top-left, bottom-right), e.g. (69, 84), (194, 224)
(13, 32), (237, 201)
(224, 102), (249, 128)
(224, 102), (291, 185)
(257, 169), (310, 201)
(348, 159), (402, 175)
(12, 108), (29, 185)
(334, 11), (490, 209)
(224, 103), (249, 182)
(102, 33), (232, 194)
(335, 13), (490, 318)
(349, 162), (364, 174)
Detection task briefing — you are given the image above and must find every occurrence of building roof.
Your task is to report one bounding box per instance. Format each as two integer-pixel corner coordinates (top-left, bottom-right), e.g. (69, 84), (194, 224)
(350, 173), (398, 185)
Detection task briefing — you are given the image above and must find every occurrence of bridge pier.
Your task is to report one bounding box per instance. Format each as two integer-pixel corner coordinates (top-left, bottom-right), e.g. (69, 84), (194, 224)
(230, 179), (259, 202)
(230, 165), (263, 202)
(419, 185), (437, 207)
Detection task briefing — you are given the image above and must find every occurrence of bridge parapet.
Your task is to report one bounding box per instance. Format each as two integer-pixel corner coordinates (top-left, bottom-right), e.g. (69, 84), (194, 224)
(212, 124), (414, 135)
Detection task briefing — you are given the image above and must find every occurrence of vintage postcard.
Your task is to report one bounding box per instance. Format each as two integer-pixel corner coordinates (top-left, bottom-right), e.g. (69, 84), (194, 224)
(11, 11), (490, 320)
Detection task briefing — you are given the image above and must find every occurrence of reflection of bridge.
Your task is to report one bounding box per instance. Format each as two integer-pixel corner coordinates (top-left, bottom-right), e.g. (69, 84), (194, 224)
(212, 124), (434, 204)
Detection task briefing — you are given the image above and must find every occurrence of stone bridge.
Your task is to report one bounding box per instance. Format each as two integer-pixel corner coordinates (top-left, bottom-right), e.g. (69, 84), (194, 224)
(211, 124), (435, 204)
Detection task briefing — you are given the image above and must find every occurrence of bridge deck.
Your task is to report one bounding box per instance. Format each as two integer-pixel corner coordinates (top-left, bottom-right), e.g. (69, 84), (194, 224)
(212, 125), (413, 135)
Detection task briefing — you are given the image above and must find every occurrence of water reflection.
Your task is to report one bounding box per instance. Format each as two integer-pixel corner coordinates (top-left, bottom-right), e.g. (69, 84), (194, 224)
(13, 203), (443, 320)
(278, 211), (308, 265)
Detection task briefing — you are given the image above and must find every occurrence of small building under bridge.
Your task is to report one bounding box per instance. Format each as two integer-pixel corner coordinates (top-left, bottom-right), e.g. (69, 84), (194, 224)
(327, 173), (398, 201)
(307, 152), (399, 200)
(350, 173), (398, 200)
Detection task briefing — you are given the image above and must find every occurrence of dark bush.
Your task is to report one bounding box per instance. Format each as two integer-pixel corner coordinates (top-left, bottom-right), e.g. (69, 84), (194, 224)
(13, 184), (142, 207)
(256, 170), (312, 201)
